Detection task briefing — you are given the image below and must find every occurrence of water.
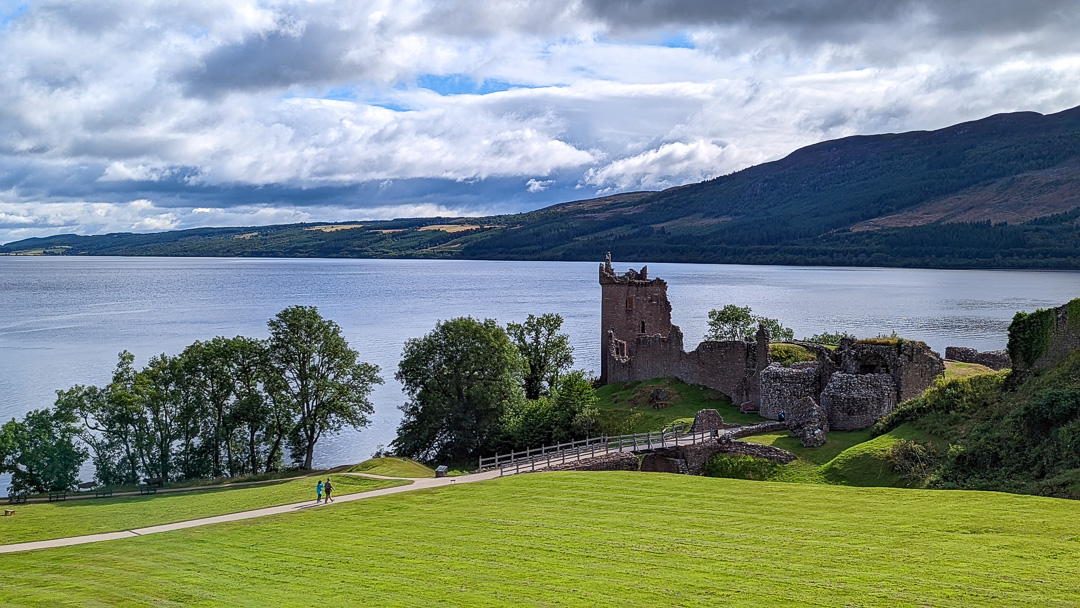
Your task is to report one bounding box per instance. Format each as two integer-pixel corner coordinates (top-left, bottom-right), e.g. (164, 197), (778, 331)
(3, 256), (1079, 493)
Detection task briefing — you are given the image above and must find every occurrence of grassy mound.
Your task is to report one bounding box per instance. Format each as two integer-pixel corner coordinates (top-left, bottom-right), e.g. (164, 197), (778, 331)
(768, 343), (817, 366)
(818, 424), (941, 488)
(595, 377), (759, 433)
(2, 473), (1078, 606)
(0, 475), (407, 545)
(348, 457), (436, 478)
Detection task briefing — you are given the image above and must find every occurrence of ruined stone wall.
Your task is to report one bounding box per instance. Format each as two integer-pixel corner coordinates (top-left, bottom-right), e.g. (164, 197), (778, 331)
(820, 373), (898, 431)
(603, 322), (765, 405)
(544, 452), (639, 472)
(758, 364), (820, 420)
(599, 255), (673, 384)
(945, 346), (1011, 370)
(647, 437), (797, 475)
(839, 341), (944, 403)
(1032, 300), (1080, 372)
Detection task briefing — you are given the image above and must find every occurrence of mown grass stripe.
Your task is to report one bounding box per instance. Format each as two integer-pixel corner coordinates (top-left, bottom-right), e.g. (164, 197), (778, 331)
(2, 472), (1077, 606)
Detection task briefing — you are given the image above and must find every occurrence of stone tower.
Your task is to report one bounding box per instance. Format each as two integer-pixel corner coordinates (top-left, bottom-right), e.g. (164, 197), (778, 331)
(599, 253), (674, 384)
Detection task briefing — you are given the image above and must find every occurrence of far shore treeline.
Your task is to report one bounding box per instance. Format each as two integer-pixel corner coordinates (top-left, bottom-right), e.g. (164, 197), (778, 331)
(0, 308), (599, 496)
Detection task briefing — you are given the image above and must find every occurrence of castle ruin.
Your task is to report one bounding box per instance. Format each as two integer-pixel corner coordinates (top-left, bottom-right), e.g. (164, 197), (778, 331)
(600, 256), (945, 432)
(600, 254), (769, 406)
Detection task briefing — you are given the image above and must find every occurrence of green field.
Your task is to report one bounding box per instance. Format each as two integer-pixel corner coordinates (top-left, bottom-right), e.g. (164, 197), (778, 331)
(595, 377), (760, 433)
(1, 472), (1077, 606)
(348, 457), (436, 478)
(0, 475), (407, 545)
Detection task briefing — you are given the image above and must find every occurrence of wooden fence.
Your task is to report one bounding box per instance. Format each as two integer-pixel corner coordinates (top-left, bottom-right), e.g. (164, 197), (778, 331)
(478, 422), (739, 476)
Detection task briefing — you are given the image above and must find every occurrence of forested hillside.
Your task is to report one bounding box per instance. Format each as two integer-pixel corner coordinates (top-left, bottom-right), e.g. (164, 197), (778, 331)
(6, 106), (1080, 269)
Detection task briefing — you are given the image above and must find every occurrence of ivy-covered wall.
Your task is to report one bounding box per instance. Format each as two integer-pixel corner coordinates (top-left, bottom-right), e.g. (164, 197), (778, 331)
(1008, 297), (1080, 374)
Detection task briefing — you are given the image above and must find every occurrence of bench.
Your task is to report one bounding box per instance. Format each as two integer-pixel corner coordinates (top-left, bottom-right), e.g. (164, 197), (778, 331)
(139, 485), (157, 495)
(94, 488), (113, 498)
(8, 493), (28, 504)
(49, 491), (67, 502)
(143, 477), (164, 487)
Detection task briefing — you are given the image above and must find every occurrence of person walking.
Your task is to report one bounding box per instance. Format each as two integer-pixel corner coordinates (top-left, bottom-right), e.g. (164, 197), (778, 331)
(316, 479), (324, 504)
(324, 478), (334, 503)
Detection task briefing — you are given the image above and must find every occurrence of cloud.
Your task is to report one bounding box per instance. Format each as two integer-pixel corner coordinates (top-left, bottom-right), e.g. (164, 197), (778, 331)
(584, 140), (728, 191)
(526, 178), (553, 192)
(0, 0), (1079, 241)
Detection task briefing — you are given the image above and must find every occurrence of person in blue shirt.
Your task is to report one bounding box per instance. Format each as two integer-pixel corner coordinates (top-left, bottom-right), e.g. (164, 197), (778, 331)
(316, 479), (324, 503)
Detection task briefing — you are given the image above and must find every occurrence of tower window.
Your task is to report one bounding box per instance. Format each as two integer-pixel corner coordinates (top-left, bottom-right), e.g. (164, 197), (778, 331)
(626, 297), (634, 311)
(640, 321), (646, 334)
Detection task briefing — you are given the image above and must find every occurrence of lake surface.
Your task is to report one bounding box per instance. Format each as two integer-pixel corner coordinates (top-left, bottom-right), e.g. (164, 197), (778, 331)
(3, 256), (1080, 493)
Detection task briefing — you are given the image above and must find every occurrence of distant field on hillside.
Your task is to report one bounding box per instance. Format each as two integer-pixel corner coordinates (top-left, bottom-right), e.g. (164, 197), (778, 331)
(2, 473), (1077, 606)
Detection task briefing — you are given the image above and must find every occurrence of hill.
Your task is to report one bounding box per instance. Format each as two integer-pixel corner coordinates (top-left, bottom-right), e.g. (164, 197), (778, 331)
(5, 106), (1080, 268)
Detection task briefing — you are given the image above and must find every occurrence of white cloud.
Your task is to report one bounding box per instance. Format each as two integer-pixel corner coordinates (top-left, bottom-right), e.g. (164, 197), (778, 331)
(526, 178), (553, 192)
(584, 140), (729, 191)
(1, 0), (1080, 240)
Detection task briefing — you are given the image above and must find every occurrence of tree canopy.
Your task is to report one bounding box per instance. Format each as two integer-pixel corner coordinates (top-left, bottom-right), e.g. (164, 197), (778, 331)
(0, 407), (87, 494)
(266, 305), (382, 470)
(506, 313), (574, 400)
(705, 304), (794, 342)
(393, 317), (523, 463)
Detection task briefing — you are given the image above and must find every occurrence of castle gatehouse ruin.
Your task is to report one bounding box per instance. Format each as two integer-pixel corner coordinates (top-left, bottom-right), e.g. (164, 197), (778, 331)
(600, 256), (945, 432)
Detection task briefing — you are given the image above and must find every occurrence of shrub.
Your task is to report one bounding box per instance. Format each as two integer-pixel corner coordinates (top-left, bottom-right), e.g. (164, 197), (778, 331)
(885, 439), (941, 484)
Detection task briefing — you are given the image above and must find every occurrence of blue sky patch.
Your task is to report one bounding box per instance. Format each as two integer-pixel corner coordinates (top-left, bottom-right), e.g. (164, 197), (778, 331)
(416, 74), (522, 96)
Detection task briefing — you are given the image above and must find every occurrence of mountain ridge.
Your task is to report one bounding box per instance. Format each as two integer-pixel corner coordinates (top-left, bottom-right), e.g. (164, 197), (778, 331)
(5, 105), (1080, 268)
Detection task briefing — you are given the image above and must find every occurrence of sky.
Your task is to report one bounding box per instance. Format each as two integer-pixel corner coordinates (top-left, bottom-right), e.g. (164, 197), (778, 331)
(2, 0), (1080, 243)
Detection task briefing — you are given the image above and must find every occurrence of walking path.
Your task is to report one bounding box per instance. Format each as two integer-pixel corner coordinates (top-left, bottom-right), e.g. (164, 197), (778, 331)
(0, 470), (502, 555)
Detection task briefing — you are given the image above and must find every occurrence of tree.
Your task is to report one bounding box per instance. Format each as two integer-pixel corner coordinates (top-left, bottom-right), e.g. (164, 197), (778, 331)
(705, 305), (794, 342)
(0, 408), (88, 495)
(756, 317), (795, 342)
(804, 331), (856, 346)
(134, 352), (188, 483)
(506, 313), (574, 400)
(502, 370), (600, 450)
(57, 352), (144, 486)
(393, 317), (523, 463)
(266, 306), (382, 470)
(705, 305), (754, 341)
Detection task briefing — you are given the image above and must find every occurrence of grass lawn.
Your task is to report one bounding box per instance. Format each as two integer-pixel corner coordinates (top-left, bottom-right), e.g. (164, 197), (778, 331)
(944, 360), (996, 379)
(0, 475), (407, 545)
(1, 472), (1077, 606)
(348, 457), (436, 478)
(736, 424), (943, 487)
(595, 377), (762, 433)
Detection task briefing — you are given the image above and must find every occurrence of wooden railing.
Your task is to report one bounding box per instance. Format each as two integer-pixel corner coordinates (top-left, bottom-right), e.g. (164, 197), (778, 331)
(475, 422), (747, 476)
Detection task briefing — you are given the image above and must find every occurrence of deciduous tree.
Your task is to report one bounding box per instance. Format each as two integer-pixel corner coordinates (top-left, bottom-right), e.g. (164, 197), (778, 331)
(506, 313), (574, 400)
(266, 306), (381, 470)
(0, 408), (87, 494)
(393, 317), (522, 462)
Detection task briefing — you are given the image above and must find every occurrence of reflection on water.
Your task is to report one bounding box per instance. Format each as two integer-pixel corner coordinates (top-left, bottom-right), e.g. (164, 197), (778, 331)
(2, 257), (1079, 493)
